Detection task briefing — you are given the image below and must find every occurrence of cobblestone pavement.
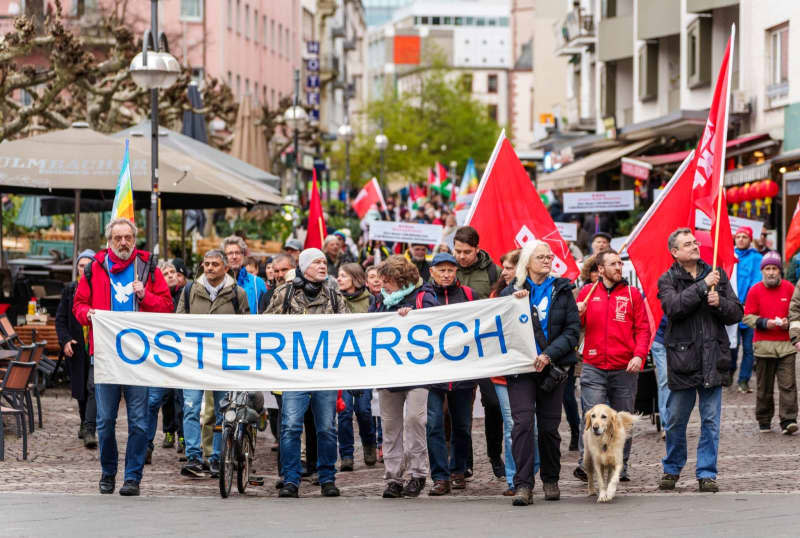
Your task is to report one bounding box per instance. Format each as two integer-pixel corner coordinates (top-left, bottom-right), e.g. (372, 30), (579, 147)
(2, 382), (799, 499)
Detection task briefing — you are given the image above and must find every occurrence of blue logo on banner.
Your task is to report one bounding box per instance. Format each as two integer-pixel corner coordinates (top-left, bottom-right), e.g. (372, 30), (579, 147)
(519, 314), (529, 324)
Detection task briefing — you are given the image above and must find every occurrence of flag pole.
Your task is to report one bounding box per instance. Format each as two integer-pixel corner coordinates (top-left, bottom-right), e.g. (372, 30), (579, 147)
(712, 24), (735, 274)
(465, 129), (505, 225)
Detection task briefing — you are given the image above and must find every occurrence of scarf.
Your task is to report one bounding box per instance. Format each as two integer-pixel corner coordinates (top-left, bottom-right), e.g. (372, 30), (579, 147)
(343, 287), (366, 300)
(381, 284), (416, 308)
(107, 249), (137, 274)
(204, 277), (226, 302)
(295, 273), (324, 299)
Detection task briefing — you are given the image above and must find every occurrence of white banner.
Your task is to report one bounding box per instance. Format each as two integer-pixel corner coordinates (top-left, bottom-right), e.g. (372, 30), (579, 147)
(554, 221), (578, 241)
(694, 210), (764, 238)
(563, 190), (635, 213)
(368, 220), (444, 244)
(92, 296), (536, 391)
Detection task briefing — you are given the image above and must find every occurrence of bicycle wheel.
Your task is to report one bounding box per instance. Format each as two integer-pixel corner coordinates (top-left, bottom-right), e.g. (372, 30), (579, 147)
(219, 427), (235, 498)
(236, 427), (254, 493)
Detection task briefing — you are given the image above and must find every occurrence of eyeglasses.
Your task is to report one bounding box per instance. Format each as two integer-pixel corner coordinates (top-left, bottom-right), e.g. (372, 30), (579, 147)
(534, 254), (554, 262)
(225, 249), (243, 257)
(111, 234), (134, 243)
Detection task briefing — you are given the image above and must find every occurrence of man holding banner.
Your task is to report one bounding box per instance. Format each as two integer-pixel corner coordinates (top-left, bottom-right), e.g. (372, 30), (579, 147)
(73, 218), (173, 497)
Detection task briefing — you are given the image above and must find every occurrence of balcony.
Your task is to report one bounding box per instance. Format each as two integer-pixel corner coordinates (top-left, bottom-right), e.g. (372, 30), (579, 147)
(319, 53), (340, 83)
(553, 7), (595, 56)
(598, 15), (633, 62)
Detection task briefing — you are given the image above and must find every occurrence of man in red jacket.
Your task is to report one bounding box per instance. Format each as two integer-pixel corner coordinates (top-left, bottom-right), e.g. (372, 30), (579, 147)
(73, 218), (173, 497)
(573, 250), (651, 482)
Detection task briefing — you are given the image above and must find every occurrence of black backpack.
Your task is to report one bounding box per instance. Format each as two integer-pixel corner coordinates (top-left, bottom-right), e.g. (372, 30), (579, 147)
(182, 281), (241, 314)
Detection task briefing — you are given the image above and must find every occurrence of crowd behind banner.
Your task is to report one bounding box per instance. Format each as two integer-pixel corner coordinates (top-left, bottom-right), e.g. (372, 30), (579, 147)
(54, 197), (799, 503)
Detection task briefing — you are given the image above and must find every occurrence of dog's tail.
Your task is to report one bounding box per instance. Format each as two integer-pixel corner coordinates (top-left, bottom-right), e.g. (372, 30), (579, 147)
(616, 412), (641, 437)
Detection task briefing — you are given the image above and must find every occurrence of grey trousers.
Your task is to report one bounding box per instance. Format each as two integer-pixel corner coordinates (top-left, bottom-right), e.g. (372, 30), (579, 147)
(379, 388), (429, 484)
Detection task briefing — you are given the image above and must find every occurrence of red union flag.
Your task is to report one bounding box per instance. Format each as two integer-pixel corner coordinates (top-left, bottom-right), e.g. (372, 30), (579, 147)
(352, 177), (387, 218)
(304, 168), (327, 249)
(466, 132), (579, 281)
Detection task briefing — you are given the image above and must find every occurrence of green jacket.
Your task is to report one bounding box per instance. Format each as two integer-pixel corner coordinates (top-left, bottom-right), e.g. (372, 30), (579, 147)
(456, 249), (500, 299)
(176, 274), (250, 315)
(265, 278), (349, 315)
(343, 287), (371, 314)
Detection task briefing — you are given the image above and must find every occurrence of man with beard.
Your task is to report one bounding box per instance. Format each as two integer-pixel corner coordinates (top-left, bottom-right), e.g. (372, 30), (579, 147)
(73, 218), (173, 496)
(405, 243), (431, 283)
(748, 251), (797, 434)
(573, 250), (650, 483)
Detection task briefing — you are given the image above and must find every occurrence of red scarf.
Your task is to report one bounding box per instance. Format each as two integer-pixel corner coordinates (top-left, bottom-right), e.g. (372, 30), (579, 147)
(106, 249), (138, 274)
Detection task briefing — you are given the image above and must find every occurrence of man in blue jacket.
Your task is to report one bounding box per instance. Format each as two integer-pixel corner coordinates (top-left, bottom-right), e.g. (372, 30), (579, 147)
(732, 226), (763, 392)
(222, 235), (268, 314)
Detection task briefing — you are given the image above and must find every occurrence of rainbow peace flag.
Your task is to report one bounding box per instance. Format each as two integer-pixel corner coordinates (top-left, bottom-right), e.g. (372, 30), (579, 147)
(111, 139), (134, 221)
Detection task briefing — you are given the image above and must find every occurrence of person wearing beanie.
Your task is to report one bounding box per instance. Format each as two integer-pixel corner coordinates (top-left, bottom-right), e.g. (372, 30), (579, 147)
(55, 249), (97, 449)
(265, 247), (349, 499)
(745, 251), (797, 434)
(732, 226), (764, 392)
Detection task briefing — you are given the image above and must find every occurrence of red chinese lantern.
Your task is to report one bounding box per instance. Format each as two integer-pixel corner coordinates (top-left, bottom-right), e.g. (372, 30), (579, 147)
(753, 180), (767, 216)
(741, 183), (753, 217)
(765, 179), (780, 214)
(727, 186), (741, 214)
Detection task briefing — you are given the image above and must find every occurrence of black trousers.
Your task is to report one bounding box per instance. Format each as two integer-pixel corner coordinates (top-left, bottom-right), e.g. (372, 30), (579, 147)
(477, 379), (504, 461)
(562, 365), (580, 433)
(507, 372), (565, 487)
(79, 365), (97, 433)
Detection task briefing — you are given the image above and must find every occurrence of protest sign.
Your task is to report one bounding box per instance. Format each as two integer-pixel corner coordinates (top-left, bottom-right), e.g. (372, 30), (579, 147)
(554, 222), (577, 241)
(368, 220), (443, 244)
(563, 190), (635, 213)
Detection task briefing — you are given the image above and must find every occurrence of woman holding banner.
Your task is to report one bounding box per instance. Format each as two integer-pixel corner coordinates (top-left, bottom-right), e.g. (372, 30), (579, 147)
(369, 255), (437, 499)
(501, 240), (581, 506)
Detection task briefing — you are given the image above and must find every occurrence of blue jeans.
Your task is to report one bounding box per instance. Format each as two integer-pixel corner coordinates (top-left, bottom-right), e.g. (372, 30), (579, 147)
(427, 388), (473, 481)
(651, 341), (671, 429)
(146, 387), (172, 451)
(182, 389), (225, 463)
(734, 326), (755, 383)
(337, 389), (376, 458)
(95, 383), (149, 482)
(280, 390), (338, 487)
(662, 386), (722, 479)
(495, 383), (538, 488)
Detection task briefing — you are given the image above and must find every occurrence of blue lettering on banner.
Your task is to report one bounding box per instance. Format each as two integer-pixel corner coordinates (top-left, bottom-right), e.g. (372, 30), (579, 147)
(474, 316), (507, 358)
(154, 330), (182, 367)
(185, 332), (214, 369)
(256, 332), (287, 370)
(222, 333), (250, 371)
(116, 328), (149, 365)
(371, 327), (402, 366)
(293, 331), (329, 369)
(407, 324), (434, 364)
(334, 329), (366, 368)
(439, 321), (469, 361)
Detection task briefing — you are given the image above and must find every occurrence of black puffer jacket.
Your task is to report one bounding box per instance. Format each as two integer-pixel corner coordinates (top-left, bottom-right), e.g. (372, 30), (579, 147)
(501, 277), (580, 369)
(657, 260), (743, 391)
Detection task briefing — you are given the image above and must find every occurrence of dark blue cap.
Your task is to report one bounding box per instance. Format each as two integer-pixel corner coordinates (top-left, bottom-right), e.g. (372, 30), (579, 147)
(431, 252), (458, 266)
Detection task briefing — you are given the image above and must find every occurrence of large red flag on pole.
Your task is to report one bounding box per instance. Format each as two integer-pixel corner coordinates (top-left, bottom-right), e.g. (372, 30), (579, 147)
(352, 177), (387, 218)
(786, 199), (800, 261)
(466, 131), (580, 281)
(304, 168), (326, 249)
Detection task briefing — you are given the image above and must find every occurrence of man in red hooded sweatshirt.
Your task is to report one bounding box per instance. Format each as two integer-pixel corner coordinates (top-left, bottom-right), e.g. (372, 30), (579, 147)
(73, 218), (173, 496)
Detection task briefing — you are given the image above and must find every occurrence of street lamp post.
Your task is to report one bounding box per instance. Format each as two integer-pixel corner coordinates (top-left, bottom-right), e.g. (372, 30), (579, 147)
(284, 69), (308, 199)
(129, 0), (180, 255)
(374, 132), (388, 196)
(338, 121), (354, 200)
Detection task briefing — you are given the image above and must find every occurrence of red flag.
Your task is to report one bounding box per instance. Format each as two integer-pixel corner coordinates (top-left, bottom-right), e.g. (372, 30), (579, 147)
(786, 199), (800, 261)
(304, 168), (326, 249)
(351, 178), (387, 218)
(466, 132), (579, 281)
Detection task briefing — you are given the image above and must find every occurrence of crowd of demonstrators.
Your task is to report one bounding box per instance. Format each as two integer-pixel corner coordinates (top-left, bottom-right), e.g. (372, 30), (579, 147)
(732, 226), (763, 392)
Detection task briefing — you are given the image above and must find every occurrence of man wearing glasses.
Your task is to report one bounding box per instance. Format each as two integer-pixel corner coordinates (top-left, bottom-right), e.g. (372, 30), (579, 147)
(221, 235), (268, 314)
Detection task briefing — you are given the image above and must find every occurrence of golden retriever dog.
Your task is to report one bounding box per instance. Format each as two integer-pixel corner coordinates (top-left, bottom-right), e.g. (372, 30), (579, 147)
(583, 404), (639, 503)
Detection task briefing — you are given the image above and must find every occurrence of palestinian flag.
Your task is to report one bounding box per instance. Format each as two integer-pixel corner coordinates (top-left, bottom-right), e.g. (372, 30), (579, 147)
(408, 183), (426, 211)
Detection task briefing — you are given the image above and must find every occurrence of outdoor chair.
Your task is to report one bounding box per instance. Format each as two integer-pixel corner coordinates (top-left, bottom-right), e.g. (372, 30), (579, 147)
(0, 314), (23, 350)
(0, 361), (37, 460)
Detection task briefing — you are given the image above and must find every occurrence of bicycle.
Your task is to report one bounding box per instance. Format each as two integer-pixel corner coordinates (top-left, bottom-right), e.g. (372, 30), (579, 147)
(218, 391), (266, 498)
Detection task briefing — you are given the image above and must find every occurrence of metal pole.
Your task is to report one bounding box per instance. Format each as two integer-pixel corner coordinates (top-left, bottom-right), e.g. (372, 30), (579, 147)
(379, 148), (385, 196)
(345, 139), (351, 200)
(72, 189), (81, 281)
(0, 192), (4, 269)
(149, 0), (160, 257)
(181, 208), (186, 262)
(293, 68), (300, 198)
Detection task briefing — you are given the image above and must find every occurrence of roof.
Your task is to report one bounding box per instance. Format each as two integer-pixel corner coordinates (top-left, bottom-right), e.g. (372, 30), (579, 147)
(637, 133), (772, 166)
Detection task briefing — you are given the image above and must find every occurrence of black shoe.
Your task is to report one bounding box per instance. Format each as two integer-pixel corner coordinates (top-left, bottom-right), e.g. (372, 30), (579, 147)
(464, 468), (473, 479)
(83, 429), (97, 449)
(573, 466), (588, 482)
(402, 477), (426, 498)
(543, 482), (560, 501)
(99, 474), (115, 494)
(490, 458), (505, 479)
(698, 478), (719, 493)
(659, 473), (679, 490)
(340, 457), (354, 472)
(275, 478), (285, 489)
(176, 437), (185, 454)
(620, 475), (631, 482)
(208, 460), (220, 478)
(78, 423), (86, 440)
(119, 480), (140, 496)
(722, 370), (733, 387)
(363, 445), (377, 467)
(569, 431), (579, 451)
(383, 481), (403, 498)
(321, 482), (340, 497)
(279, 483), (299, 498)
(144, 447), (153, 465)
(181, 458), (206, 478)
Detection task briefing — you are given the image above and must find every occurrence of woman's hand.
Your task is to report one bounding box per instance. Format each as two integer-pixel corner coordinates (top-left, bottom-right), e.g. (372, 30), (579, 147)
(513, 290), (529, 299)
(398, 307), (412, 317)
(533, 353), (550, 372)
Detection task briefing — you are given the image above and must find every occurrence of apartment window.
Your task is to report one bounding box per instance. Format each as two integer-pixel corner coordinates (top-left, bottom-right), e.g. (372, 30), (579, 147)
(236, 75), (241, 96)
(487, 74), (498, 93)
(286, 28), (291, 57)
(262, 86), (267, 105)
(638, 43), (658, 101)
(769, 24), (789, 87)
(235, 0), (241, 33)
(420, 16), (428, 24)
(454, 16), (463, 25)
(687, 17), (711, 88)
(253, 82), (258, 99)
(488, 104), (498, 122)
(271, 88), (276, 107)
(227, 71), (232, 87)
(253, 10), (258, 42)
(244, 5), (250, 38)
(180, 0), (202, 21)
(278, 23), (283, 55)
(263, 15), (267, 47)
(488, 18), (497, 26)
(246, 78), (250, 95)
(431, 16), (440, 25)
(414, 16), (420, 24)
(499, 17), (509, 27)
(476, 17), (486, 26)
(271, 20), (276, 51)
(460, 73), (473, 93)
(227, 0), (232, 28)
(443, 16), (451, 25)
(191, 67), (205, 85)
(466, 17), (474, 25)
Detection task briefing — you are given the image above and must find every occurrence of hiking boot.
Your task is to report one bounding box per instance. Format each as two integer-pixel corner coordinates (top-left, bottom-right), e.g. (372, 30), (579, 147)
(543, 482), (560, 501)
(363, 444), (377, 467)
(119, 480), (140, 496)
(737, 381), (750, 393)
(402, 477), (426, 498)
(340, 457), (354, 472)
(573, 466), (588, 483)
(278, 483), (299, 498)
(782, 422), (798, 435)
(321, 482), (340, 497)
(569, 430), (579, 451)
(659, 473), (679, 490)
(451, 473), (466, 490)
(722, 370), (733, 387)
(698, 478), (719, 493)
(759, 423), (772, 433)
(162, 432), (175, 449)
(99, 474), (115, 494)
(512, 486), (533, 506)
(83, 429), (97, 449)
(176, 436), (185, 453)
(428, 480), (451, 496)
(78, 423), (86, 440)
(181, 458), (206, 478)
(490, 457), (505, 478)
(383, 481), (403, 498)
(209, 460), (220, 478)
(144, 447), (153, 465)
